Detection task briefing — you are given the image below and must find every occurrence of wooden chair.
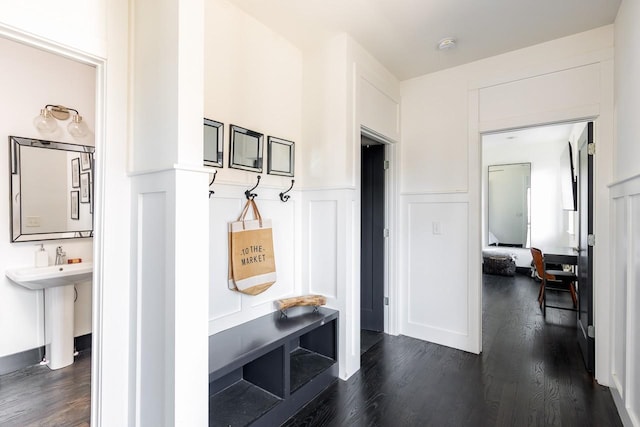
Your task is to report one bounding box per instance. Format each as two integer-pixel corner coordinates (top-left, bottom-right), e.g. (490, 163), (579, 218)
(530, 247), (577, 317)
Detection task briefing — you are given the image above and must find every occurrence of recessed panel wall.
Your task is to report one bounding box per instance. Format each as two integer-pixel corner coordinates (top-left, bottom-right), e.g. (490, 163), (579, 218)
(612, 197), (627, 395)
(609, 175), (640, 425)
(308, 200), (338, 299)
(631, 194), (640, 422)
(403, 197), (469, 345)
(208, 187), (298, 334)
(138, 191), (167, 427)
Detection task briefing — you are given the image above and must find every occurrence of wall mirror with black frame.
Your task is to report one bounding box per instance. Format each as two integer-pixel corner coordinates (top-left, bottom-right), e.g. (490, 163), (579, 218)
(9, 136), (95, 242)
(229, 124), (263, 173)
(267, 136), (294, 177)
(204, 118), (223, 167)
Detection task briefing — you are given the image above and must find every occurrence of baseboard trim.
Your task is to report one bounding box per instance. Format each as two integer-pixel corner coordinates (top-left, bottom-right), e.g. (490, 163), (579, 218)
(0, 333), (92, 375)
(75, 333), (92, 352)
(0, 347), (44, 376)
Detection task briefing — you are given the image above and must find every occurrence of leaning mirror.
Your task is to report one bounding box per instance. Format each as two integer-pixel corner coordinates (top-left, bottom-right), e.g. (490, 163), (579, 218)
(229, 125), (263, 173)
(203, 118), (223, 167)
(10, 136), (95, 242)
(488, 163), (531, 248)
(267, 136), (294, 177)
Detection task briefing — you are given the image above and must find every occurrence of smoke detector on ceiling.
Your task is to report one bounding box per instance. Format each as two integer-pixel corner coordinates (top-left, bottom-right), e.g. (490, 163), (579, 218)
(437, 37), (457, 50)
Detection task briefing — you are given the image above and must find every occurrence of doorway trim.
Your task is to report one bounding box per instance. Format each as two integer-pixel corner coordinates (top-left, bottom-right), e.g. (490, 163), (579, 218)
(0, 24), (107, 425)
(469, 85), (612, 382)
(360, 125), (399, 336)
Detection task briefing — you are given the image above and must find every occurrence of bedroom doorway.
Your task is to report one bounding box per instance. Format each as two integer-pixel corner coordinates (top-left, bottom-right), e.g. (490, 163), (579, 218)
(480, 120), (595, 373)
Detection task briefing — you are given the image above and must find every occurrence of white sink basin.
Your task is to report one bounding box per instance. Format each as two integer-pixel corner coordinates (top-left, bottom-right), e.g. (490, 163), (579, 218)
(6, 262), (93, 290)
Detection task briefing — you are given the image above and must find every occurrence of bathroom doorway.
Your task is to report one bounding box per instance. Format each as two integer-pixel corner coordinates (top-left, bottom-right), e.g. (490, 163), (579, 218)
(0, 34), (100, 425)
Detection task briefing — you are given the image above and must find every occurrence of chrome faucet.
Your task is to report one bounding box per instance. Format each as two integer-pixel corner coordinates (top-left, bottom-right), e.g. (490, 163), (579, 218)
(55, 246), (66, 265)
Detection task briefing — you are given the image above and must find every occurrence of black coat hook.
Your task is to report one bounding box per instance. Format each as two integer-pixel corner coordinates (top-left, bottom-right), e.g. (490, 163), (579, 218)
(280, 179), (295, 202)
(208, 170), (217, 198)
(245, 175), (261, 200)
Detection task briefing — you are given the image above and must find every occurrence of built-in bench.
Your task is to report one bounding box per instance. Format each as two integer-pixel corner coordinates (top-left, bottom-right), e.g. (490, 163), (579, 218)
(208, 306), (338, 427)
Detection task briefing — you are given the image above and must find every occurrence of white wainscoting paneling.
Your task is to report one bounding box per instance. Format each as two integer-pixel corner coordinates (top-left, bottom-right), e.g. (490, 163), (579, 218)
(308, 200), (338, 298)
(631, 194), (640, 425)
(208, 183), (299, 335)
(400, 193), (473, 351)
(137, 190), (167, 427)
(302, 188), (358, 379)
(609, 174), (640, 427)
(209, 196), (243, 320)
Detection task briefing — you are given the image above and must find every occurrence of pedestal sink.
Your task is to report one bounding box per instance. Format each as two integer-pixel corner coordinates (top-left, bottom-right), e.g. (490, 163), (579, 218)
(5, 262), (93, 370)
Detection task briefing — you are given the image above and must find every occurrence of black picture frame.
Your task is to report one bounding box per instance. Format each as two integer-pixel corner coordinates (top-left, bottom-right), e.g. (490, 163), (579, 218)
(71, 191), (79, 220)
(204, 118), (224, 168)
(71, 158), (80, 188)
(229, 124), (263, 173)
(80, 173), (90, 203)
(267, 136), (295, 177)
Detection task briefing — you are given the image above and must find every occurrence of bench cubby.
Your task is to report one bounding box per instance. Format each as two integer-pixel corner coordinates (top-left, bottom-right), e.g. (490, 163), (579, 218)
(209, 306), (338, 426)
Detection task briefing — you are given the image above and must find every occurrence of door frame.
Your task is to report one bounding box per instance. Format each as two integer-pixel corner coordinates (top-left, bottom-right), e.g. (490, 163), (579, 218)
(361, 126), (399, 335)
(473, 115), (600, 355)
(0, 24), (107, 425)
(360, 142), (385, 332)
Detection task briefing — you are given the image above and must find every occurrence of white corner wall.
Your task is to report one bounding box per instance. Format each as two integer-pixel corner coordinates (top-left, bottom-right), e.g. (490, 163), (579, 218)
(204, 0), (303, 334)
(609, 1), (640, 425)
(300, 33), (400, 379)
(0, 37), (95, 358)
(0, 1), (106, 57)
(400, 26), (614, 375)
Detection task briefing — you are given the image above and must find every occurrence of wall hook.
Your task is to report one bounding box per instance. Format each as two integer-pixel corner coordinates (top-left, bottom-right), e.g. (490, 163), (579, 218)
(245, 175), (261, 200)
(208, 170), (217, 198)
(280, 179), (295, 202)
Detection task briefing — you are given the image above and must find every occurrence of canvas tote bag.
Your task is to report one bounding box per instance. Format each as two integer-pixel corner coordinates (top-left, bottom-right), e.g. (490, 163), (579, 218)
(228, 199), (277, 295)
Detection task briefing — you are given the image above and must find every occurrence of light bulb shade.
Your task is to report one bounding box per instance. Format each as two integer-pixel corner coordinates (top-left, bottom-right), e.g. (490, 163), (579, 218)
(67, 114), (89, 138)
(33, 109), (57, 133)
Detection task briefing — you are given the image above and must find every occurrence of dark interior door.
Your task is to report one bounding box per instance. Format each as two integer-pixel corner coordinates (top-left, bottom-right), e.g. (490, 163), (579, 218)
(577, 122), (595, 372)
(361, 143), (384, 332)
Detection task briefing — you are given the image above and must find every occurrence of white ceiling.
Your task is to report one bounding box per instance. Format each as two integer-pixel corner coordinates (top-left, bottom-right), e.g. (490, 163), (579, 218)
(227, 0), (621, 80)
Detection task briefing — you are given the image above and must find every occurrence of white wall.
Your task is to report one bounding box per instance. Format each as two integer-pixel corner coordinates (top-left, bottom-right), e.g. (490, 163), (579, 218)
(0, 1), (106, 57)
(204, 0), (303, 334)
(0, 37), (95, 358)
(400, 26), (614, 375)
(609, 1), (640, 425)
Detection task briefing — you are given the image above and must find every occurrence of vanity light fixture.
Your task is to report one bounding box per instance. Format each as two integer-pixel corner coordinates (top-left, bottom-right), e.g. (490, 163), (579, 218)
(33, 104), (89, 138)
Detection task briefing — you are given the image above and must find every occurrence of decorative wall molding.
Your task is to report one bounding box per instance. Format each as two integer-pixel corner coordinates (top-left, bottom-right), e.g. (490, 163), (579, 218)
(399, 193), (473, 351)
(609, 174), (640, 427)
(208, 183), (299, 335)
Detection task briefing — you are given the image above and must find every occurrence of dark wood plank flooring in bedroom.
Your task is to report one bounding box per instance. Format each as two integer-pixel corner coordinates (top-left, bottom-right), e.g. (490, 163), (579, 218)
(284, 273), (622, 427)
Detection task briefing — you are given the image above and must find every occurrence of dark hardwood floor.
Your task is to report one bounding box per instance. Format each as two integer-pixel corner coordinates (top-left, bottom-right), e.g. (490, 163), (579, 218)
(283, 273), (622, 427)
(0, 274), (622, 426)
(0, 351), (90, 426)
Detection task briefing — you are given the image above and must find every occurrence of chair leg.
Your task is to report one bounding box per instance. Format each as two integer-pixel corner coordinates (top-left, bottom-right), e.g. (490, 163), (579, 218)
(538, 281), (545, 308)
(569, 282), (577, 307)
(541, 278), (547, 317)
